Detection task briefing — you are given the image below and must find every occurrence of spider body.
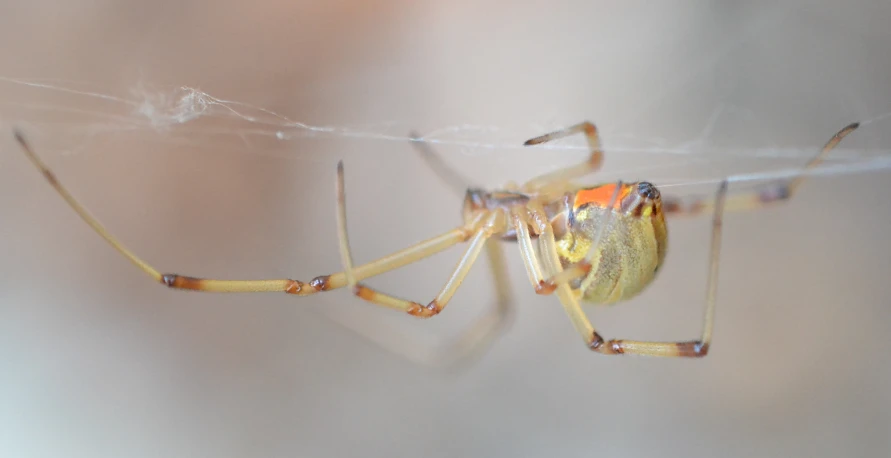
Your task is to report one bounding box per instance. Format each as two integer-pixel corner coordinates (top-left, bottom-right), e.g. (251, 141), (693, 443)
(13, 120), (859, 364)
(465, 182), (667, 304)
(555, 182), (668, 304)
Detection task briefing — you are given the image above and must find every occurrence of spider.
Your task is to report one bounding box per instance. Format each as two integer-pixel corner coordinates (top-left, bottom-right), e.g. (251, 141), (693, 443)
(13, 120), (859, 362)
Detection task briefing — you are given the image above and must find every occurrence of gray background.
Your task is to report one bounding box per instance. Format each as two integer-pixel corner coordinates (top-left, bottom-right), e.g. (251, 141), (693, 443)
(1, 1), (890, 457)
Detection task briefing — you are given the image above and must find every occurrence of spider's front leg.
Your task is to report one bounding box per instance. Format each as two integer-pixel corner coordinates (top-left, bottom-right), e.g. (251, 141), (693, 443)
(521, 121), (604, 194)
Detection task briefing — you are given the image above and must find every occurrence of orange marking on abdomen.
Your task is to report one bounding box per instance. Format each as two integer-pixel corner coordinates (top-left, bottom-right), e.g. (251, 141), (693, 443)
(574, 184), (633, 210)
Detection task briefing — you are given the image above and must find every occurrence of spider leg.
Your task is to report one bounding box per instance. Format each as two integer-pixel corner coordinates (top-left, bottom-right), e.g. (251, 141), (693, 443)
(400, 138), (520, 366)
(409, 131), (477, 196)
(663, 122), (859, 216)
(511, 206), (551, 293)
(423, 240), (515, 370)
(323, 234), (515, 371)
(542, 180), (729, 357)
(14, 130), (473, 296)
(512, 198), (588, 298)
(510, 199), (606, 337)
(336, 160), (508, 318)
(443, 239), (515, 365)
(521, 121), (604, 193)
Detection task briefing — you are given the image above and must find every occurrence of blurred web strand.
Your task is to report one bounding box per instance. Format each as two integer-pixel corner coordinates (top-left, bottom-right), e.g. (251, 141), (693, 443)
(2, 76), (891, 190)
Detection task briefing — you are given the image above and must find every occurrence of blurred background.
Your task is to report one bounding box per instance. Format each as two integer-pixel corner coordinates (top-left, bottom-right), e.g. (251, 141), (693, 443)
(1, 1), (890, 457)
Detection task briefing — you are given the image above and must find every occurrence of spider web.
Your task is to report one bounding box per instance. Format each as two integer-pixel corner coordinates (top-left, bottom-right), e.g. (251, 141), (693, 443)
(3, 76), (889, 187)
(3, 73), (888, 234)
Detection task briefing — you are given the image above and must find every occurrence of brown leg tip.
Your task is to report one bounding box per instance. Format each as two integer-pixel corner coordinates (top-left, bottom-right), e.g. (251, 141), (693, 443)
(524, 135), (550, 146)
(844, 122), (860, 132)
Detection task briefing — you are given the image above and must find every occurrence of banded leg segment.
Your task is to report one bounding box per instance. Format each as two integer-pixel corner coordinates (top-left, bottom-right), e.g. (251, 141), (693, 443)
(152, 228), (475, 294)
(521, 121), (604, 193)
(14, 130), (470, 296)
(662, 122), (860, 216)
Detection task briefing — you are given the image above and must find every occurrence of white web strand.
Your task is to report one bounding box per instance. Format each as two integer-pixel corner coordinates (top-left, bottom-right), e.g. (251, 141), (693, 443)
(2, 76), (890, 191)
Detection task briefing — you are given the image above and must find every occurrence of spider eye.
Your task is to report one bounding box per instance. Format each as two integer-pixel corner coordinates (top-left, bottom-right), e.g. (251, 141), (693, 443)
(636, 182), (660, 200)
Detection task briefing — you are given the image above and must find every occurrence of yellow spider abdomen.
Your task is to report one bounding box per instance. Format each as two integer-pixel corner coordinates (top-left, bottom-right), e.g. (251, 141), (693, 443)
(556, 182), (668, 304)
